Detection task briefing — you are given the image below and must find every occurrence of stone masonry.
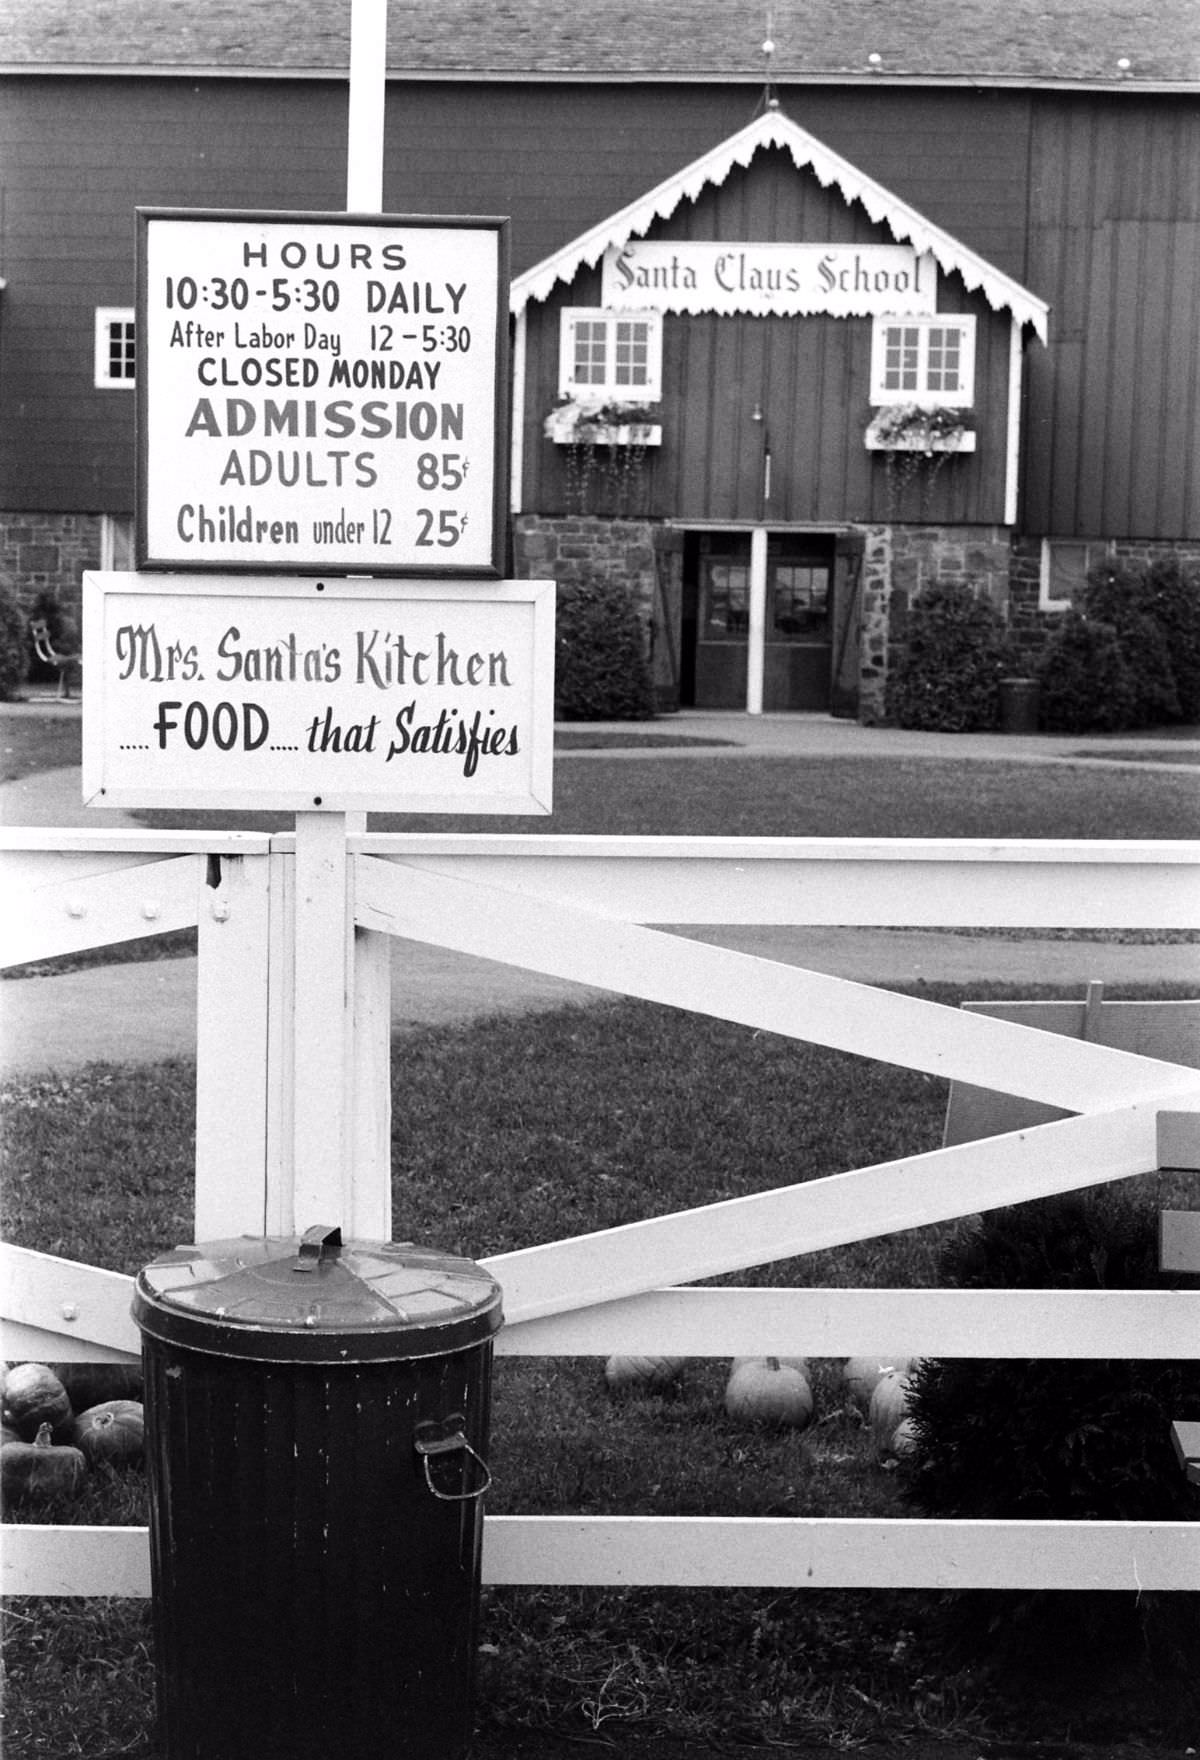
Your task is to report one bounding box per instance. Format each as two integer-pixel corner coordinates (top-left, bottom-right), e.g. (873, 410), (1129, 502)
(0, 511), (105, 631)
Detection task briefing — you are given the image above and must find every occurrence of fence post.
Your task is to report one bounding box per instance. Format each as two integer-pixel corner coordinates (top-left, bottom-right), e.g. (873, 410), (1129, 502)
(289, 816), (391, 1238)
(195, 850), (273, 1238)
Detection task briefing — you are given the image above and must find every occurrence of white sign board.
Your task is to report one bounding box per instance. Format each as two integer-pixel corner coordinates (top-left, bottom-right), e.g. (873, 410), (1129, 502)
(601, 242), (936, 316)
(137, 210), (508, 575)
(83, 573), (554, 814)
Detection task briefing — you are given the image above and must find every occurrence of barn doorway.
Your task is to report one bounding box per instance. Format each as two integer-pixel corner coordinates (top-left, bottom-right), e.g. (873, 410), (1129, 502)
(680, 529), (838, 711)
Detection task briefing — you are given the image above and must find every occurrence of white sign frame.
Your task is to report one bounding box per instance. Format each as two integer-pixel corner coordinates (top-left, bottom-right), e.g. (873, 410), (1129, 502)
(83, 572), (554, 815)
(136, 209), (509, 577)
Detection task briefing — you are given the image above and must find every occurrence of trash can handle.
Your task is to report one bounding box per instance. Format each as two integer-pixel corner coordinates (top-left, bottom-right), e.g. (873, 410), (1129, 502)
(414, 1416), (493, 1502)
(293, 1224), (343, 1273)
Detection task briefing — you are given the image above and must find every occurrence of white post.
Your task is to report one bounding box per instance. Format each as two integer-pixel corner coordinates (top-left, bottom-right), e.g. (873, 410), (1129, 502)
(1004, 315), (1023, 529)
(746, 525), (768, 715)
(511, 306), (527, 514)
(335, 1), (394, 1239)
(347, 0), (388, 212)
(291, 813), (354, 1230)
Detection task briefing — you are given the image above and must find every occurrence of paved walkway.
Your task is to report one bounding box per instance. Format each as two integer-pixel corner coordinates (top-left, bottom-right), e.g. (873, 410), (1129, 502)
(3, 705), (1198, 1075)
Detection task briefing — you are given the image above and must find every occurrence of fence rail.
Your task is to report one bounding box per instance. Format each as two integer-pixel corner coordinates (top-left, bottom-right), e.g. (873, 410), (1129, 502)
(3, 830), (1198, 1598)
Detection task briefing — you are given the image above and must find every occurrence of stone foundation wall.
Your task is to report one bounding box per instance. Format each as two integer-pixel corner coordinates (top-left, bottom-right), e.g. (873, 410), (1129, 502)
(858, 526), (892, 725)
(867, 523), (1012, 723)
(0, 511), (104, 629)
(1111, 538), (1200, 569)
(512, 514), (660, 623)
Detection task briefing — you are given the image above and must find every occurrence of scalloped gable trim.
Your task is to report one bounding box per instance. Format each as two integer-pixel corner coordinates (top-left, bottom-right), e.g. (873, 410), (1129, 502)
(510, 108), (1049, 342)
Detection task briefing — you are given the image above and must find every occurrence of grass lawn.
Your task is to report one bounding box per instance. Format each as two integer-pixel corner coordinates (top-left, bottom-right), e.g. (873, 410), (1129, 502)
(3, 990), (1199, 1757)
(3, 710), (1198, 1756)
(124, 752), (1200, 839)
(0, 709), (84, 783)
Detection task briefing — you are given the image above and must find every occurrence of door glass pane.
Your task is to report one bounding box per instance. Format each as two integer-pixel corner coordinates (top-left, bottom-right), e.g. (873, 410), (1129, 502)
(770, 565), (829, 639)
(701, 562), (750, 640)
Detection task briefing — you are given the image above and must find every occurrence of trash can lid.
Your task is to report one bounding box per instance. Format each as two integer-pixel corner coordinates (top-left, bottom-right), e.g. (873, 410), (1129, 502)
(132, 1226), (503, 1362)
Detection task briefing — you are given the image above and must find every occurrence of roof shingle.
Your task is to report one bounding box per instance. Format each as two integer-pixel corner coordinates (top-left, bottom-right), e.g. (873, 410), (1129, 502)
(3, 0), (1198, 85)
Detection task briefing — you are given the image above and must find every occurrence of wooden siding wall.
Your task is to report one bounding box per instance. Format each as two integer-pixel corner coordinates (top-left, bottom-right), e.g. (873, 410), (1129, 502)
(524, 150), (1011, 526)
(0, 79), (348, 512)
(0, 78), (1030, 515)
(2, 77), (1197, 540)
(1023, 95), (1200, 539)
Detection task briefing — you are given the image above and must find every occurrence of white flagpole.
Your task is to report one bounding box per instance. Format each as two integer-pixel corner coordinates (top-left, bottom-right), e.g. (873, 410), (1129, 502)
(288, 0), (393, 1237)
(347, 0), (388, 213)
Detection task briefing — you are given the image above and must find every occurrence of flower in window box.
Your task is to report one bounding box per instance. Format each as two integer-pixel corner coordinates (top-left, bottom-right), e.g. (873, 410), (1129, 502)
(866, 404), (976, 453)
(545, 396), (662, 446)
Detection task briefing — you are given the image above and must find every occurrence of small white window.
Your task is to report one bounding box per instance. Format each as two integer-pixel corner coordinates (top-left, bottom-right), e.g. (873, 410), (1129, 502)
(95, 308), (136, 388)
(870, 314), (975, 407)
(1039, 538), (1110, 612)
(558, 308), (662, 402)
(100, 514), (135, 570)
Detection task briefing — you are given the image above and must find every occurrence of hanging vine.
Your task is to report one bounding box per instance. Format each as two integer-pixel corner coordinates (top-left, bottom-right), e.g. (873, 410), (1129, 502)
(873, 404), (974, 521)
(546, 397), (659, 515)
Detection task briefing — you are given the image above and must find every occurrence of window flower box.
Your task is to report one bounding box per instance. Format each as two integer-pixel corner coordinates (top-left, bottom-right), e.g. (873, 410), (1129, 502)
(545, 398), (663, 447)
(865, 405), (976, 453)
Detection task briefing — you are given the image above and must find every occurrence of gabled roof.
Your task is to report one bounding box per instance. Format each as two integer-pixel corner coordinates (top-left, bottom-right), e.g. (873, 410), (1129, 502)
(2, 0), (1197, 88)
(509, 109), (1050, 341)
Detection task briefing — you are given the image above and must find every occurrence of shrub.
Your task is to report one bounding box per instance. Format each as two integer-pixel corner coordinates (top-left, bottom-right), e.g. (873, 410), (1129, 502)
(1088, 556), (1200, 724)
(553, 575), (656, 720)
(1141, 555), (1200, 721)
(905, 1187), (1200, 1673)
(1084, 562), (1180, 725)
(1035, 610), (1137, 732)
(887, 581), (1010, 731)
(0, 578), (28, 701)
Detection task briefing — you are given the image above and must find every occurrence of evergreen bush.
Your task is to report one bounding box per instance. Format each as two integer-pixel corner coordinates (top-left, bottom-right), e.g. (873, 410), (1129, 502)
(0, 577), (28, 701)
(905, 1187), (1200, 1672)
(1086, 556), (1200, 725)
(887, 580), (1010, 731)
(1035, 610), (1137, 731)
(1084, 562), (1180, 725)
(1142, 555), (1200, 721)
(553, 575), (656, 721)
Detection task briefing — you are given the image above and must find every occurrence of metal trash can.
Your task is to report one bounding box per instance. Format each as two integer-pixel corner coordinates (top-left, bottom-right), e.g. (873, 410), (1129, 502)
(998, 675), (1041, 734)
(133, 1224), (502, 1760)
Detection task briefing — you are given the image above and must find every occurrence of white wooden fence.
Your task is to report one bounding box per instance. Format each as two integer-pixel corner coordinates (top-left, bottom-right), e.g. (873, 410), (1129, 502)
(3, 827), (1199, 1597)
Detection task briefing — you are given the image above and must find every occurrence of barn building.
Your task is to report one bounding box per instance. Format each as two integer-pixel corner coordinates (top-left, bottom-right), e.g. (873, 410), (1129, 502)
(2, 0), (1198, 718)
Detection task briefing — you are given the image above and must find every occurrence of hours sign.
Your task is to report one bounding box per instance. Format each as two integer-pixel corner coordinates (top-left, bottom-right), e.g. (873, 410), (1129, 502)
(136, 210), (509, 576)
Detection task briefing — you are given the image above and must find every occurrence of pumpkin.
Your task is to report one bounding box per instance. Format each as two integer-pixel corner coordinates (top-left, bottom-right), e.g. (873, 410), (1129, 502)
(71, 1400), (145, 1467)
(843, 1355), (913, 1408)
(724, 1357), (814, 1429)
(2, 1362), (72, 1440)
(604, 1355), (685, 1393)
(869, 1369), (913, 1453)
(888, 1417), (919, 1460)
(730, 1355), (808, 1378)
(53, 1361), (144, 1410)
(1, 1422), (87, 1504)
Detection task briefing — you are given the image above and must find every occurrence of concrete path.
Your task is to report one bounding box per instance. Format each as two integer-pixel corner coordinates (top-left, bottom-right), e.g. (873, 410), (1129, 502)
(3, 927), (1197, 1078)
(3, 705), (1197, 1075)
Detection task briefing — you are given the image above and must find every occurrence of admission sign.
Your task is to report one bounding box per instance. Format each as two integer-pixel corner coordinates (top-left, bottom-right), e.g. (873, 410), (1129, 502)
(136, 210), (509, 575)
